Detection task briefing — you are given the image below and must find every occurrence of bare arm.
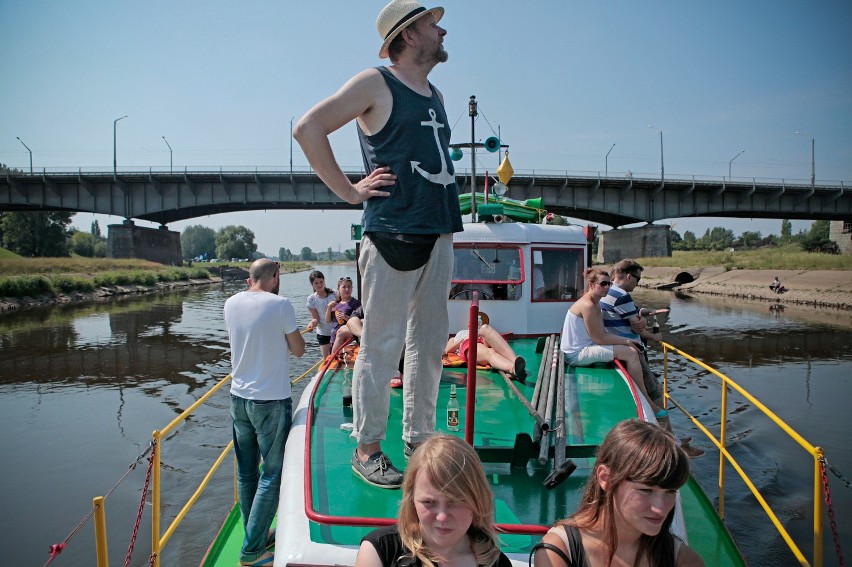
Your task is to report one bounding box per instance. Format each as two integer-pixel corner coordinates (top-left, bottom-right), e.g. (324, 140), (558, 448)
(444, 336), (461, 354)
(354, 540), (384, 567)
(306, 306), (321, 332)
(533, 531), (572, 567)
(582, 302), (635, 346)
(286, 329), (305, 358)
(294, 69), (396, 204)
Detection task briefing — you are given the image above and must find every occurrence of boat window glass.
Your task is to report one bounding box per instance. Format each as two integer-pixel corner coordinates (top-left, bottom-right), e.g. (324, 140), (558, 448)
(530, 247), (585, 302)
(449, 246), (523, 301)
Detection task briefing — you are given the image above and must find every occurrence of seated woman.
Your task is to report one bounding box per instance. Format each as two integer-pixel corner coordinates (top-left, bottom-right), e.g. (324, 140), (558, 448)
(444, 323), (526, 380)
(330, 305), (364, 356)
(355, 434), (512, 567)
(326, 276), (361, 356)
(561, 268), (664, 417)
(534, 419), (705, 567)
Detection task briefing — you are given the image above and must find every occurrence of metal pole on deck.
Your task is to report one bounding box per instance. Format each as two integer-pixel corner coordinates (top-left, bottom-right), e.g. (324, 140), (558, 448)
(93, 496), (109, 567)
(463, 293), (480, 445)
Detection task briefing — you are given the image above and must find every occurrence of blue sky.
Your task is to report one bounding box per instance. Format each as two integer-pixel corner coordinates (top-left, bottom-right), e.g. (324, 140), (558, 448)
(2, 1), (850, 255)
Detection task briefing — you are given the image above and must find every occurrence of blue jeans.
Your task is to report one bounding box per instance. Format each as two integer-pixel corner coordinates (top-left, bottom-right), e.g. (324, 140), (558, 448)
(230, 395), (292, 563)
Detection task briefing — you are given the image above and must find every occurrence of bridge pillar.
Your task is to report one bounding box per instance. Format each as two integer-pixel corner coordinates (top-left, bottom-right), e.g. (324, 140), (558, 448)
(830, 221), (852, 254)
(107, 221), (183, 265)
(596, 224), (671, 264)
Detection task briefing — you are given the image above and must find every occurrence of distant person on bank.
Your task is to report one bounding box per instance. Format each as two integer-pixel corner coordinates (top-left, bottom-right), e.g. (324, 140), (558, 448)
(305, 270), (336, 359)
(224, 258), (305, 566)
(561, 268), (664, 416)
(294, 0), (462, 489)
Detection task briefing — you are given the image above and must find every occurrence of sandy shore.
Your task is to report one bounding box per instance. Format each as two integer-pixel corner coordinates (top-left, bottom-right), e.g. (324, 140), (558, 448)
(639, 267), (852, 310)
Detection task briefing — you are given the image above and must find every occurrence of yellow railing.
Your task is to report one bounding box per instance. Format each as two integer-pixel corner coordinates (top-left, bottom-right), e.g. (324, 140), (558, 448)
(661, 342), (824, 567)
(93, 356), (325, 567)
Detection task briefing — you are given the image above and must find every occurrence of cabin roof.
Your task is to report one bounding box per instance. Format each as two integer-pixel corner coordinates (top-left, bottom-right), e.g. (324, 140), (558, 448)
(455, 222), (588, 246)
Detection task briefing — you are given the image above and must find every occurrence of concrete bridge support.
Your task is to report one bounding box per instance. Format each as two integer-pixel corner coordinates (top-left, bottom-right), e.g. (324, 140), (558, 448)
(597, 224), (671, 264)
(107, 222), (183, 265)
(829, 221), (852, 254)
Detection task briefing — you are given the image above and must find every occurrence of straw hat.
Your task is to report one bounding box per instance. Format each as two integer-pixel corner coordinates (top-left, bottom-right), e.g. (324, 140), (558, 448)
(376, 0), (444, 59)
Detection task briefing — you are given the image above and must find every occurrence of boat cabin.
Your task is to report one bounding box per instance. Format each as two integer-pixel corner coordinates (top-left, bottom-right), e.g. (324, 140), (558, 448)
(448, 222), (589, 335)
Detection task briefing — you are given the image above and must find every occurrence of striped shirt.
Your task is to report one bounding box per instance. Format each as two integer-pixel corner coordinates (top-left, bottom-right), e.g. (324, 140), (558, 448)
(600, 282), (640, 340)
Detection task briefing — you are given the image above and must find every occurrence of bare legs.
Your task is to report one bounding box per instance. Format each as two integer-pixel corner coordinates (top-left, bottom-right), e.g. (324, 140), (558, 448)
(475, 324), (523, 374)
(612, 344), (663, 414)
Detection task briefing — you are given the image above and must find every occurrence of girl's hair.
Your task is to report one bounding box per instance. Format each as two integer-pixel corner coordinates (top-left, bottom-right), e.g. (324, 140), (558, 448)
(560, 419), (690, 566)
(583, 267), (609, 289)
(398, 435), (501, 567)
(308, 270), (333, 295)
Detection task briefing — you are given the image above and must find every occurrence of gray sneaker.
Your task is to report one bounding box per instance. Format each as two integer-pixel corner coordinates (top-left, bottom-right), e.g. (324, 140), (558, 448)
(403, 441), (422, 459)
(351, 450), (403, 489)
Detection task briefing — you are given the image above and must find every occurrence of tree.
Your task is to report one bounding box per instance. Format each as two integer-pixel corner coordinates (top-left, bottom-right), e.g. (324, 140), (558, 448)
(680, 230), (697, 250)
(801, 220), (835, 252)
(71, 231), (97, 257)
(697, 227), (735, 250)
(279, 247), (294, 261)
(344, 249), (355, 261)
(735, 231), (762, 249)
(181, 224), (216, 260)
(90, 220), (102, 239)
(300, 246), (316, 261)
(215, 225), (257, 260)
(781, 219), (792, 240)
(0, 211), (73, 256)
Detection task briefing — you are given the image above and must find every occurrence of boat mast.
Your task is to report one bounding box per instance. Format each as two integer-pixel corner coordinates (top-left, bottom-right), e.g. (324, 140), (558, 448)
(469, 95), (477, 222)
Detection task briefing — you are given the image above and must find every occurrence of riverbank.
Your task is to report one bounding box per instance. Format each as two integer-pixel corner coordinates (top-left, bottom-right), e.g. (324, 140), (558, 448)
(640, 267), (852, 310)
(0, 276), (225, 313)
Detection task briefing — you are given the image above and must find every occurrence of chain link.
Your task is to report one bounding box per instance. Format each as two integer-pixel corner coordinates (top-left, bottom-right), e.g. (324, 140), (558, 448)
(820, 456), (845, 567)
(125, 441), (157, 567)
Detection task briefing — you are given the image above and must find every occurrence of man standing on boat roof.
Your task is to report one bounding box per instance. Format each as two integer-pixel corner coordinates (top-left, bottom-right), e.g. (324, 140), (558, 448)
(224, 259), (306, 566)
(294, 0), (462, 489)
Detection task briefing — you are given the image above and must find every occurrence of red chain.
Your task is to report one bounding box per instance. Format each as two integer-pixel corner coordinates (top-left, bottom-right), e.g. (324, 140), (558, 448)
(820, 456), (845, 567)
(125, 442), (156, 567)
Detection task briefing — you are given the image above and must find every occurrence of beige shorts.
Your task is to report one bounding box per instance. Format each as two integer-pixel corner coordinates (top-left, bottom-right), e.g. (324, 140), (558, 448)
(567, 345), (614, 366)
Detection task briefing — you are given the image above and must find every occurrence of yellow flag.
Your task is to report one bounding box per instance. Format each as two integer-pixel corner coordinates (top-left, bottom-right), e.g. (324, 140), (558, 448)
(497, 151), (514, 185)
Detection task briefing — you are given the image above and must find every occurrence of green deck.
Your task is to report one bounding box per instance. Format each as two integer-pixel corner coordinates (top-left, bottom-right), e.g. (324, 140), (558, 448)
(202, 339), (745, 566)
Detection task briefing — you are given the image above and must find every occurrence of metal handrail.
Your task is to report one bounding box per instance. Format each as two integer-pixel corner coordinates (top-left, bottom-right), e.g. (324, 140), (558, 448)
(661, 342), (823, 567)
(150, 374), (234, 567)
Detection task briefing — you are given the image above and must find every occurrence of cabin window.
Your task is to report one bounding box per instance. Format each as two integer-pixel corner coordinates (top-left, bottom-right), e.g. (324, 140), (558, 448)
(530, 247), (585, 302)
(449, 246), (523, 301)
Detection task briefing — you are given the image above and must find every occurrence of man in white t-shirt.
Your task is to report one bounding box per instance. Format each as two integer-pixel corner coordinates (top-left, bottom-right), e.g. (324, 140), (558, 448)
(224, 258), (305, 566)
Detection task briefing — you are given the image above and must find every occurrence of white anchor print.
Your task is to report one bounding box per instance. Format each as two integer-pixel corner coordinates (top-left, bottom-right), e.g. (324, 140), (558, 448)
(410, 108), (456, 187)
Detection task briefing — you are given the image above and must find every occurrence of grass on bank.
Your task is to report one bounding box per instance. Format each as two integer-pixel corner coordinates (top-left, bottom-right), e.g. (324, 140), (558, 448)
(0, 254), (314, 299)
(634, 244), (852, 271)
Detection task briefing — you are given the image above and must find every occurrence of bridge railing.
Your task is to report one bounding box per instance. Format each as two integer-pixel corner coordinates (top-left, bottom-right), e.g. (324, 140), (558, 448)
(5, 165), (845, 188)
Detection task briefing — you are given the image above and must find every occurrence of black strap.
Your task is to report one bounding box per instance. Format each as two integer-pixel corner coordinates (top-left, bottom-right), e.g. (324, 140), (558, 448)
(529, 542), (574, 567)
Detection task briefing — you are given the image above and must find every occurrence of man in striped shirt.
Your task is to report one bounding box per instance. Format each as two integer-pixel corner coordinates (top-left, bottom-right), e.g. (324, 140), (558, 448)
(601, 259), (704, 457)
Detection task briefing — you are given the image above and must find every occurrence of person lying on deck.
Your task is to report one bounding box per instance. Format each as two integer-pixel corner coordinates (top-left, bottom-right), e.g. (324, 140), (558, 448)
(560, 268), (666, 417)
(355, 434), (512, 567)
(444, 323), (527, 380)
(534, 419), (705, 567)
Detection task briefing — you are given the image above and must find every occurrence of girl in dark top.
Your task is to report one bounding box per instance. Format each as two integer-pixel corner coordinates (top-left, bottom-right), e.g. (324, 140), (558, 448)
(534, 420), (705, 567)
(356, 435), (512, 567)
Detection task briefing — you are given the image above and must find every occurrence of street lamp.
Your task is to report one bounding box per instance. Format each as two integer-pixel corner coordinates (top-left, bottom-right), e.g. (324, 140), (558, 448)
(162, 136), (173, 172)
(290, 116), (294, 175)
(113, 115), (127, 175)
(605, 143), (615, 177)
(647, 125), (664, 181)
(728, 150), (744, 181)
(16, 137), (32, 173)
(795, 131), (815, 190)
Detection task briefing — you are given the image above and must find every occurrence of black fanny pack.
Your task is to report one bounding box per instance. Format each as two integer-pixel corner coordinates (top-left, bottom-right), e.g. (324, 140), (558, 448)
(366, 231), (438, 272)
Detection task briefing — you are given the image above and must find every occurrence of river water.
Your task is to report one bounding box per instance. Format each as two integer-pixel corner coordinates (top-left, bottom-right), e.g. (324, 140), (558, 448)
(0, 265), (849, 567)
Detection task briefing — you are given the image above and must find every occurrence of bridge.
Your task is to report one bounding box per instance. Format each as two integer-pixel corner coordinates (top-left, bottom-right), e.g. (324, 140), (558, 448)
(2, 168), (849, 228)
